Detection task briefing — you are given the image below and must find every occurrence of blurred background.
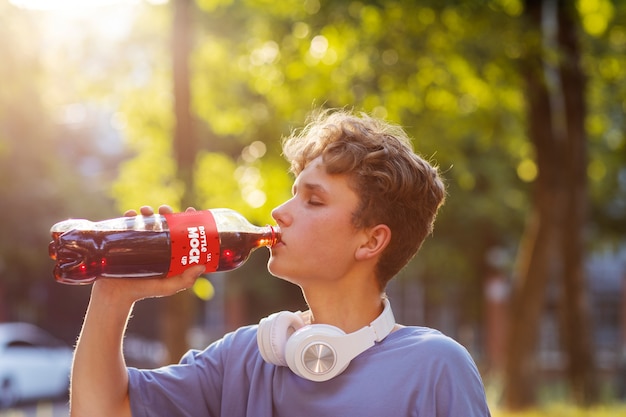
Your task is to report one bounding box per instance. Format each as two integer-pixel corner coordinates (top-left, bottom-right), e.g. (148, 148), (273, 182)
(1, 0), (625, 413)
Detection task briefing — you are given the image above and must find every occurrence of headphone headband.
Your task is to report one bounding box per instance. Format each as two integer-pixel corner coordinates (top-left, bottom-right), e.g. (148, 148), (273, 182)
(258, 298), (396, 382)
(369, 297), (396, 342)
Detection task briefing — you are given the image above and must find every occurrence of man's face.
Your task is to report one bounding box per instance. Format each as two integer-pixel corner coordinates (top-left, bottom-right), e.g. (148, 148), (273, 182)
(268, 157), (365, 289)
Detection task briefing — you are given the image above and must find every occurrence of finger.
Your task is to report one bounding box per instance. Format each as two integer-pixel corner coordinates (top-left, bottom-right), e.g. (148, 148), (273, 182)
(184, 207), (197, 212)
(178, 265), (205, 289)
(183, 264), (206, 279)
(158, 205), (174, 215)
(165, 265), (205, 295)
(124, 209), (138, 217)
(139, 206), (155, 216)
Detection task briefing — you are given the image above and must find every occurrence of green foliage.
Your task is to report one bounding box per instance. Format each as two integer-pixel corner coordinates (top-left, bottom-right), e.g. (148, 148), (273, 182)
(195, 152), (241, 209)
(0, 2), (122, 327)
(100, 0), (625, 316)
(111, 74), (183, 212)
(195, 150), (292, 224)
(159, 0), (535, 320)
(1, 0), (625, 346)
(579, 0), (626, 244)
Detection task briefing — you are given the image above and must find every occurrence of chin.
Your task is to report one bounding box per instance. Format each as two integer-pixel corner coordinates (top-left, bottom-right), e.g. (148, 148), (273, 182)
(267, 260), (301, 286)
(267, 262), (286, 280)
(266, 258), (282, 278)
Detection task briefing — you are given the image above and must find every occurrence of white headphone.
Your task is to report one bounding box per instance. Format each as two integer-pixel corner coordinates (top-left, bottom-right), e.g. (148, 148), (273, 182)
(257, 298), (396, 382)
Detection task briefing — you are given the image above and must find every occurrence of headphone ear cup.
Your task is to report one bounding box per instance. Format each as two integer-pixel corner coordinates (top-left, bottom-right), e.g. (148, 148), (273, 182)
(257, 311), (305, 367)
(285, 324), (347, 382)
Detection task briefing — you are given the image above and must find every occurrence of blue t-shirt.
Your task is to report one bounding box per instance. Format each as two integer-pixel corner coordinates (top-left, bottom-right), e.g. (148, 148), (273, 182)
(128, 326), (491, 417)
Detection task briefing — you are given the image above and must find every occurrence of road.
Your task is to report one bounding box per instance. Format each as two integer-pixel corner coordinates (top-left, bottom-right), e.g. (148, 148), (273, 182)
(0, 400), (68, 417)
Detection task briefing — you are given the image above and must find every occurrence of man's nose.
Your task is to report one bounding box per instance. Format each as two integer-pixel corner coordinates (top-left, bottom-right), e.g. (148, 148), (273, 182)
(271, 199), (291, 226)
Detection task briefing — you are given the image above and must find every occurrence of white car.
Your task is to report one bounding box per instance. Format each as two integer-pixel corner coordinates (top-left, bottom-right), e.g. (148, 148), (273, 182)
(0, 323), (73, 408)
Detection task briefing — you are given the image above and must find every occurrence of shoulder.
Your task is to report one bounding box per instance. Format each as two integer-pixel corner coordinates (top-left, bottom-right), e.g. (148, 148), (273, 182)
(388, 326), (469, 354)
(380, 326), (480, 373)
(218, 324), (259, 347)
(182, 324), (259, 364)
(383, 327), (490, 414)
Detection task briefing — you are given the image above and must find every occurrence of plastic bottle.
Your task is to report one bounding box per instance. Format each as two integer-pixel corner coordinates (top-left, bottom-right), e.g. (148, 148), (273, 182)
(48, 208), (280, 285)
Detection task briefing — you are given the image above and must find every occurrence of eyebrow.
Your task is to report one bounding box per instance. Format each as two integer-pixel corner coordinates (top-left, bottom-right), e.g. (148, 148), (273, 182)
(292, 181), (329, 195)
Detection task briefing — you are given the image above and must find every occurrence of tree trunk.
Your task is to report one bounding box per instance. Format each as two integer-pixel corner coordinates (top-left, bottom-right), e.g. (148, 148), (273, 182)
(503, 0), (596, 408)
(503, 1), (561, 405)
(161, 0), (198, 364)
(555, 0), (597, 404)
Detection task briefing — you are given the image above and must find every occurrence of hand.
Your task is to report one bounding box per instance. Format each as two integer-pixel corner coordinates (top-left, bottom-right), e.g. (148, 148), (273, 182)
(93, 205), (204, 306)
(123, 204), (197, 218)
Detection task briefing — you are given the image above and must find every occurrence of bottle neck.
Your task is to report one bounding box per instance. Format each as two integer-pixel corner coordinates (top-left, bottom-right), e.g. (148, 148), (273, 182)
(263, 225), (281, 248)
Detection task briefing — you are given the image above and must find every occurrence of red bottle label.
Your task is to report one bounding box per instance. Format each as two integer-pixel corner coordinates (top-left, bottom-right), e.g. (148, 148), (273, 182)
(164, 211), (220, 277)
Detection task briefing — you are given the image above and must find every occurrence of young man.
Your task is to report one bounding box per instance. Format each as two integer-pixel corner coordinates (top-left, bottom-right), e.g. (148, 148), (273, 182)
(70, 110), (491, 416)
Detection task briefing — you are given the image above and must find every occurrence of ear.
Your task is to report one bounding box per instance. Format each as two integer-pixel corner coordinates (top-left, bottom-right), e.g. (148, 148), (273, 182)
(355, 224), (391, 261)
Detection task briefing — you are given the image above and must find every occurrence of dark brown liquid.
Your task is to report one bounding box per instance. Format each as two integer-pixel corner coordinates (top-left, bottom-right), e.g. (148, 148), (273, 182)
(217, 231), (274, 271)
(49, 229), (274, 284)
(50, 229), (170, 284)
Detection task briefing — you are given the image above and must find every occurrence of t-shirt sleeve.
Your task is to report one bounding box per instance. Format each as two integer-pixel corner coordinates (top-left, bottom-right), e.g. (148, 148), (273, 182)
(127, 338), (228, 417)
(415, 332), (491, 417)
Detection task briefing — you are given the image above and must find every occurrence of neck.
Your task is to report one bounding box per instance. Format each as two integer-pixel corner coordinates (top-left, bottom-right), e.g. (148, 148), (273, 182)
(301, 284), (386, 334)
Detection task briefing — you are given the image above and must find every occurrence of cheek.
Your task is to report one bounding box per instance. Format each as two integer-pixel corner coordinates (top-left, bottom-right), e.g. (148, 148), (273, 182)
(306, 220), (355, 259)
(300, 219), (343, 253)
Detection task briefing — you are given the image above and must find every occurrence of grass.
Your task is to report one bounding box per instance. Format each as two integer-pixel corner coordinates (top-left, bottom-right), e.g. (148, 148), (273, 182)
(485, 376), (626, 416)
(491, 403), (626, 416)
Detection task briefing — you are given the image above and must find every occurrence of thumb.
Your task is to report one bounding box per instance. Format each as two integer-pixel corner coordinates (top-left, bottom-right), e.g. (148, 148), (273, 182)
(178, 265), (206, 289)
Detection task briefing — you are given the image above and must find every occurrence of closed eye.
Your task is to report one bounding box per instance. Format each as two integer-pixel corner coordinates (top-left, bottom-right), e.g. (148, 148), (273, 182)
(293, 179), (328, 207)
